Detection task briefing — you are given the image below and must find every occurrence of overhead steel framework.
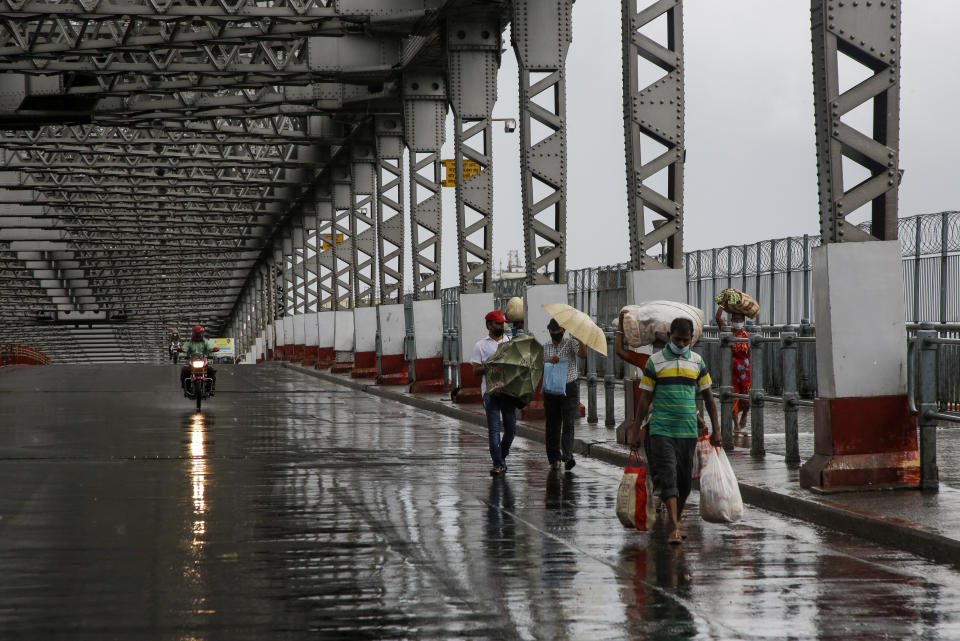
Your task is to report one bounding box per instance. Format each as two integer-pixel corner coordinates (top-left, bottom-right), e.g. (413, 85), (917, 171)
(0, 0), (904, 363)
(0, 0), (512, 362)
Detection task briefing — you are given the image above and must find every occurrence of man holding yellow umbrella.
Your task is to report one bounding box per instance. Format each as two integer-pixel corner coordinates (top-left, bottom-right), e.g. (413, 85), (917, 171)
(541, 304), (608, 471)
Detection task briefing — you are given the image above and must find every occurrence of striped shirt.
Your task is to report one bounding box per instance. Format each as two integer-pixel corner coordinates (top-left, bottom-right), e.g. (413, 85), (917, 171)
(542, 337), (580, 383)
(639, 347), (712, 438)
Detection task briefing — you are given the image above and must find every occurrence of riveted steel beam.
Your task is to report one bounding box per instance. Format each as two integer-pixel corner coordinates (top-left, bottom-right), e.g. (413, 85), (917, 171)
(331, 163), (354, 310)
(512, 0), (573, 284)
(446, 11), (501, 293)
(811, 0), (900, 242)
(314, 183), (336, 311)
(375, 115), (405, 304)
(351, 133), (378, 307)
(623, 0), (685, 270)
(402, 72), (445, 300)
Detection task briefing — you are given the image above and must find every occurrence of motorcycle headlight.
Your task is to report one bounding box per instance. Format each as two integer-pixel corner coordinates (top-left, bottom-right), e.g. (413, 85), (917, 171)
(191, 359), (205, 368)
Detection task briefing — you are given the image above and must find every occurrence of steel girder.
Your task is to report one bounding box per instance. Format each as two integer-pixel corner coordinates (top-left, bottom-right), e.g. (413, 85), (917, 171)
(512, 0), (572, 284)
(0, 0), (509, 362)
(622, 0), (685, 270)
(402, 72), (445, 301)
(446, 9), (501, 293)
(811, 0), (900, 243)
(375, 115), (404, 304)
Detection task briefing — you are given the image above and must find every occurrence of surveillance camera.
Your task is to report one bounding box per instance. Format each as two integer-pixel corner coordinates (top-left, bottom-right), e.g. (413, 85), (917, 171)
(503, 118), (517, 133)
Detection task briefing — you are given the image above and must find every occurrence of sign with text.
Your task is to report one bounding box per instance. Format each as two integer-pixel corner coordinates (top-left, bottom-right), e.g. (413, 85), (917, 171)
(210, 337), (234, 357)
(441, 159), (481, 187)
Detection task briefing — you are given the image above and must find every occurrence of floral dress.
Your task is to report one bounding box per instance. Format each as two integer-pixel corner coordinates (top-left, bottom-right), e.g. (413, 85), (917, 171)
(731, 328), (751, 394)
(732, 328), (751, 423)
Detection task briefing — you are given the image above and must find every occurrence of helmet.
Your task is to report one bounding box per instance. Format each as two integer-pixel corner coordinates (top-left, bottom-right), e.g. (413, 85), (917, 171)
(192, 325), (204, 340)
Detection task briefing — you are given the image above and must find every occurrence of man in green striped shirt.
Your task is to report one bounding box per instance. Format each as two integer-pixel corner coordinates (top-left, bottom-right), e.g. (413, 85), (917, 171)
(630, 317), (721, 544)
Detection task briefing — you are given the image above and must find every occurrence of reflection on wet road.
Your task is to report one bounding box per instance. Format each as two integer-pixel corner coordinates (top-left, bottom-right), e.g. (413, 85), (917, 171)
(0, 364), (959, 639)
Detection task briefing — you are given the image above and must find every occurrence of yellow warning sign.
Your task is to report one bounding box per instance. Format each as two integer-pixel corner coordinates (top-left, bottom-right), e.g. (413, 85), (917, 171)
(320, 233), (344, 251)
(441, 159), (482, 187)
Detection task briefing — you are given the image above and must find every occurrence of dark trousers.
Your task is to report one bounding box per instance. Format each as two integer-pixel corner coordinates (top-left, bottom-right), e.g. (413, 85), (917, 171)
(544, 380), (579, 464)
(648, 434), (697, 504)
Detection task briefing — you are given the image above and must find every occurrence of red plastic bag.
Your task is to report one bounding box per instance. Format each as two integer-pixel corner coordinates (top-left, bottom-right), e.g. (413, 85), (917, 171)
(616, 449), (656, 531)
(691, 415), (712, 480)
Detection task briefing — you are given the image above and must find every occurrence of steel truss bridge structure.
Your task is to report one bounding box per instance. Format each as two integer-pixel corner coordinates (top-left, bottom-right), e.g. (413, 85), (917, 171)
(0, 0), (901, 363)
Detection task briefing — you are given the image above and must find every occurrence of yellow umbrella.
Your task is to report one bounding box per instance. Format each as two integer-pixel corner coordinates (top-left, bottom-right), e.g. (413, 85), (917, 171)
(541, 303), (608, 356)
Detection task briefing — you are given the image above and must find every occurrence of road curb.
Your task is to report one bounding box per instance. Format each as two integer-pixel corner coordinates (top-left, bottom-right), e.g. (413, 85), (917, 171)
(282, 362), (960, 567)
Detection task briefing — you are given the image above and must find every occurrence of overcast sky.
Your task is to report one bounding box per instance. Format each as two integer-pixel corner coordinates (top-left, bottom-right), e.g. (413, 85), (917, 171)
(427, 1), (960, 288)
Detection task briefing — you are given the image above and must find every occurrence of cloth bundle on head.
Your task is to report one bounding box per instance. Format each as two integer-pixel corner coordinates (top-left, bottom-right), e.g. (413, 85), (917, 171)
(715, 288), (760, 319)
(505, 297), (524, 322)
(485, 310), (506, 323)
(614, 301), (704, 348)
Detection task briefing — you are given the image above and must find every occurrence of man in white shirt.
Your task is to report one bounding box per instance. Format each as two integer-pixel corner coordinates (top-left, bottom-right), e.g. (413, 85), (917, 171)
(470, 309), (513, 475)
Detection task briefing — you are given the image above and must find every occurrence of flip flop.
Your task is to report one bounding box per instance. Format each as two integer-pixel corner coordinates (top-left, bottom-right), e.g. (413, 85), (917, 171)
(667, 531), (683, 545)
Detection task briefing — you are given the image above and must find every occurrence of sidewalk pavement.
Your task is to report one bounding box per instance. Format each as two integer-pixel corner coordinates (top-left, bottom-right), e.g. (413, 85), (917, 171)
(283, 362), (960, 568)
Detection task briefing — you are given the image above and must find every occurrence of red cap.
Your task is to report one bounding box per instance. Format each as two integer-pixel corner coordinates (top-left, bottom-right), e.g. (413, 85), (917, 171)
(192, 325), (204, 333)
(485, 310), (506, 323)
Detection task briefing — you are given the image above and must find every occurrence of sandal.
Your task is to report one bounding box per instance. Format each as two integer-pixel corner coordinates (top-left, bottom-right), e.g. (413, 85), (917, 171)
(489, 466), (506, 476)
(667, 530), (683, 545)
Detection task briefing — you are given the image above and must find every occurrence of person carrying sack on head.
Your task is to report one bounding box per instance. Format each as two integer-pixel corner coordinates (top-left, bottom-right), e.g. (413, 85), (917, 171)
(627, 317), (721, 544)
(543, 318), (586, 471)
(470, 310), (513, 476)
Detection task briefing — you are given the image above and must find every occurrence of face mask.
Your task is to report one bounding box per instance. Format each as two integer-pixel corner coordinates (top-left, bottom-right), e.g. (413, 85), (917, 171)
(668, 341), (687, 355)
(731, 322), (744, 330)
(491, 327), (504, 338)
(550, 332), (564, 342)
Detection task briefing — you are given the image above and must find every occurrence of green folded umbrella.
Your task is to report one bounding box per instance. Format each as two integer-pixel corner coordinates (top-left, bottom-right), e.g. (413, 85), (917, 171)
(485, 335), (544, 407)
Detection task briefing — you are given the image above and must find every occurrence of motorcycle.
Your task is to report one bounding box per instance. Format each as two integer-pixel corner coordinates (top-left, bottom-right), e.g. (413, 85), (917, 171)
(181, 348), (218, 412)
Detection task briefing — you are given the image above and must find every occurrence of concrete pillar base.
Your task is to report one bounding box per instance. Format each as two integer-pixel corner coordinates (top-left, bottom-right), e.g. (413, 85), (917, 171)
(292, 344), (306, 362)
(376, 354), (408, 385)
(301, 346), (319, 367)
(350, 351), (377, 379)
(454, 363), (483, 404)
(330, 351), (354, 374)
(315, 347), (335, 370)
(409, 357), (445, 393)
(800, 395), (919, 491)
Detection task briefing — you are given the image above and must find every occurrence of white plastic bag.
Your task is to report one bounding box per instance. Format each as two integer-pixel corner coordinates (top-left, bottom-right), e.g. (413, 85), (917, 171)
(613, 301), (704, 348)
(698, 446), (744, 523)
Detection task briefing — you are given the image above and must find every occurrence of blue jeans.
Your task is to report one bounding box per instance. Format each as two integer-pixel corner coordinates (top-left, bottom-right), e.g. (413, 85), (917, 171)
(483, 393), (517, 468)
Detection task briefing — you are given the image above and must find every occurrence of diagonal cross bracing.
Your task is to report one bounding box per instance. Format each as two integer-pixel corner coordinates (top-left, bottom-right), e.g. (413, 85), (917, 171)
(810, 0), (901, 243)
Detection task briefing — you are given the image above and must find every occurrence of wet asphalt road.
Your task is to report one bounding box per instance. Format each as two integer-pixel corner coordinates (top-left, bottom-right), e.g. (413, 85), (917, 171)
(2, 364), (960, 640)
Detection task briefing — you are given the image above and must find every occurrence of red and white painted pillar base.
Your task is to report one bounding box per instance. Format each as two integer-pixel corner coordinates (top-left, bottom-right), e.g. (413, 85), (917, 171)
(315, 312), (336, 369)
(329, 311), (355, 374)
(799, 241), (919, 492)
(350, 307), (378, 379)
(408, 299), (445, 393)
(315, 347), (335, 370)
(376, 303), (408, 385)
(453, 293), (494, 404)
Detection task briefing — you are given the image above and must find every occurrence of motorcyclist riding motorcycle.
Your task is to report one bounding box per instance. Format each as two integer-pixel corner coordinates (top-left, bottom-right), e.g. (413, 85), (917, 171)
(178, 325), (217, 396)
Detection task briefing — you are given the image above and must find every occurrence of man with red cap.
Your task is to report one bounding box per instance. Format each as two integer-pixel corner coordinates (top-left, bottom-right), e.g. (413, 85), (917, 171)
(470, 309), (513, 475)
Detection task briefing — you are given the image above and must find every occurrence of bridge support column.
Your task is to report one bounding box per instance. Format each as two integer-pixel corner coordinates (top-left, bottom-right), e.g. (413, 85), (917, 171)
(409, 299), (445, 393)
(799, 242), (918, 491)
(331, 310), (355, 374)
(800, 1), (915, 491)
(376, 303), (407, 385)
(455, 292), (494, 404)
(316, 310), (335, 370)
(352, 306), (378, 379)
(402, 73), (446, 391)
(447, 11), (501, 294)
